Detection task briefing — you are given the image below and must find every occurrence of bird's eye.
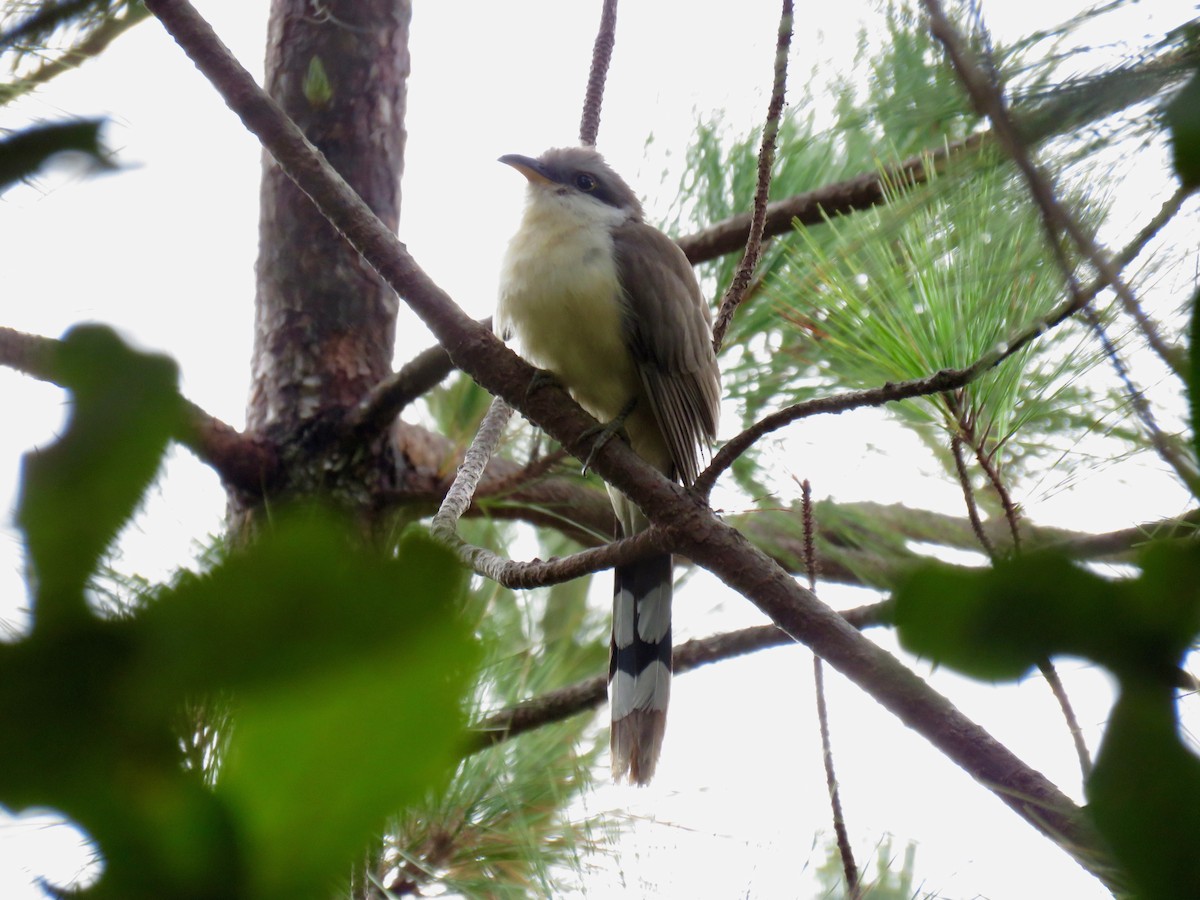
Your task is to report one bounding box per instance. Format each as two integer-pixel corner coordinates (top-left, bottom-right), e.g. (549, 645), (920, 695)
(575, 173), (598, 192)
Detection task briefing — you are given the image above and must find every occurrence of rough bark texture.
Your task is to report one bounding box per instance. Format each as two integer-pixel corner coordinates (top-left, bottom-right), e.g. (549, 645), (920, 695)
(246, 0), (410, 505)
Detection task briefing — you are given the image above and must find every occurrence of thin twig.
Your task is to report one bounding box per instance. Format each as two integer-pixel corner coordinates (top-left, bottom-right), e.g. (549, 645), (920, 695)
(469, 601), (892, 751)
(430, 397), (667, 588)
(951, 434), (997, 559)
(711, 0), (793, 352)
(1044, 197), (1197, 490)
(946, 391), (1022, 554)
(814, 658), (860, 899)
(800, 479), (819, 590)
(950, 395), (1091, 777)
(578, 0), (618, 147)
(803, 481), (860, 899)
(1038, 659), (1094, 782)
(474, 447), (571, 500)
(1078, 295), (1198, 490)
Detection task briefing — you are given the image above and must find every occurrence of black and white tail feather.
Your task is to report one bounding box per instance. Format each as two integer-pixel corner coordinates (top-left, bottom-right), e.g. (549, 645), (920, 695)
(609, 544), (674, 784)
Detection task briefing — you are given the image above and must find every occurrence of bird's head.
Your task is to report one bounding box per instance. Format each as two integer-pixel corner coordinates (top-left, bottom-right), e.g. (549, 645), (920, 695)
(499, 147), (644, 223)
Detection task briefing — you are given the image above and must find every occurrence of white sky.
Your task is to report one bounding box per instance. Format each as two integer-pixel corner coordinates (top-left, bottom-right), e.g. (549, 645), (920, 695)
(2, 1), (1199, 898)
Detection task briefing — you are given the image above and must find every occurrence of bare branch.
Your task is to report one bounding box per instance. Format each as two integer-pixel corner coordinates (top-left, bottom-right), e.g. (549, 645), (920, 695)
(677, 135), (985, 264)
(804, 482), (861, 897)
(698, 363), (991, 497)
(579, 0), (618, 147)
(469, 600), (893, 750)
(0, 325), (276, 493)
(951, 435), (997, 560)
(348, 337), (458, 436)
(431, 397), (512, 559)
(815, 656), (860, 898)
(430, 397), (669, 589)
(1038, 659), (1094, 783)
(711, 0), (793, 352)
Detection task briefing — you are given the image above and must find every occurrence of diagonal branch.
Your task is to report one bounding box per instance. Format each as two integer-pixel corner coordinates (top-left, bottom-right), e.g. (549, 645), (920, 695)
(348, 337), (458, 436)
(0, 325), (276, 493)
(469, 600), (893, 751)
(677, 134), (985, 264)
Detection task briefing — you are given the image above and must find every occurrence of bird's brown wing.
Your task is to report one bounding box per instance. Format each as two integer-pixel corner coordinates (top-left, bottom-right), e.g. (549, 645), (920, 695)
(611, 220), (720, 485)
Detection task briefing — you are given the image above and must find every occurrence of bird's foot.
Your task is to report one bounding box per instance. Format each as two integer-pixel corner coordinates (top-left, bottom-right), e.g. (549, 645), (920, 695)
(525, 368), (562, 400)
(581, 398), (637, 476)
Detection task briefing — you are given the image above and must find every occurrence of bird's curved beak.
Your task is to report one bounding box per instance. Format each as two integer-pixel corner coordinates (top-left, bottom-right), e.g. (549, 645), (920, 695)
(499, 153), (553, 185)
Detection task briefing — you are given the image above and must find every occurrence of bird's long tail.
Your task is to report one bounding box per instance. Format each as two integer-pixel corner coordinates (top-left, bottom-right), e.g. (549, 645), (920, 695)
(609, 552), (673, 785)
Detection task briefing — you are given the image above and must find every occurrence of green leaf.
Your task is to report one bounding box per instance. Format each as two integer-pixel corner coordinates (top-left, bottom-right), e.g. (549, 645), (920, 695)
(896, 544), (1200, 897)
(894, 559), (1046, 680)
(302, 56), (333, 109)
(1087, 683), (1200, 900)
(138, 515), (476, 898)
(16, 324), (180, 630)
(0, 119), (114, 193)
(0, 507), (477, 898)
(895, 546), (1200, 682)
(1166, 66), (1200, 188)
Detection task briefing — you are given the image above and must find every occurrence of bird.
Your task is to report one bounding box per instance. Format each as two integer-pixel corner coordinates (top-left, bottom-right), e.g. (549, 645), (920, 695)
(495, 146), (720, 784)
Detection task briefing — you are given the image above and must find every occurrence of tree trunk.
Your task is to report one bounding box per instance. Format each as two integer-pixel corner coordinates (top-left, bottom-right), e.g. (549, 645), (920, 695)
(243, 0), (411, 512)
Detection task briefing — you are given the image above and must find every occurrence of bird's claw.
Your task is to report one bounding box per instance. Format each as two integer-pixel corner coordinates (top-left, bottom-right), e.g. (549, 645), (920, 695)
(581, 398), (636, 476)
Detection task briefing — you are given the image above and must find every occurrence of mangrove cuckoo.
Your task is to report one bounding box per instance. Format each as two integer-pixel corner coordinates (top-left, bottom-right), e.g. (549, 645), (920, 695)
(496, 146), (721, 784)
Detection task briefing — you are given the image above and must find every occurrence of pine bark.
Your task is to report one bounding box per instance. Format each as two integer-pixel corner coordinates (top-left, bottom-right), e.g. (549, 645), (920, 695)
(244, 0), (411, 509)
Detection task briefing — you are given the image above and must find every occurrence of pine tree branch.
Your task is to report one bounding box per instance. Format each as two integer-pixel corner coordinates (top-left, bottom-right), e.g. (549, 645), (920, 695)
(711, 0), (792, 351)
(922, 0), (1193, 452)
(348, 337), (459, 436)
(469, 600), (892, 750)
(0, 2), (150, 104)
(142, 1), (1114, 879)
(0, 325), (276, 493)
(696, 171), (1192, 497)
(676, 134), (986, 265)
(1, 312), (1182, 588)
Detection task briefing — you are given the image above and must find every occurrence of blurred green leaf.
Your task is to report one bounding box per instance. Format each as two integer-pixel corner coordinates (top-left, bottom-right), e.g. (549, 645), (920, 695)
(0, 118), (114, 193)
(1087, 682), (1200, 900)
(16, 324), (180, 630)
(2, 497), (477, 897)
(896, 545), (1200, 681)
(139, 516), (476, 898)
(174, 521), (473, 897)
(1166, 66), (1200, 188)
(895, 543), (1200, 898)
